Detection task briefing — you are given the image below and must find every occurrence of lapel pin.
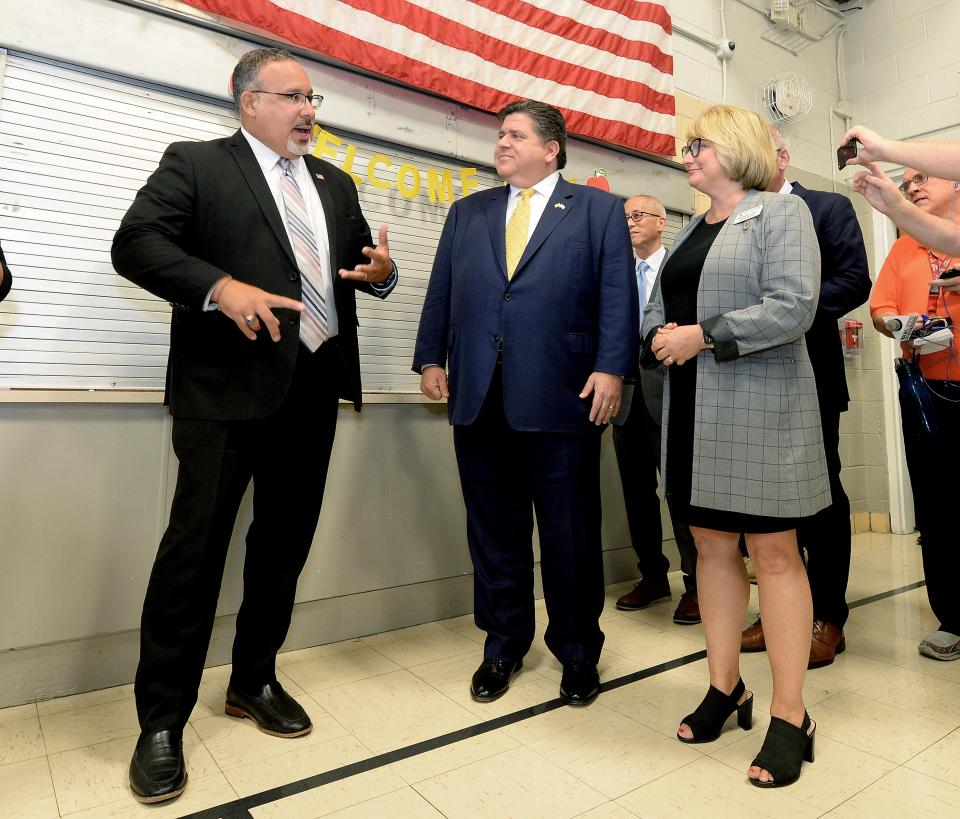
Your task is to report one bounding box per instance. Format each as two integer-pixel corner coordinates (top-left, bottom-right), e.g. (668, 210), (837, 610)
(554, 202), (565, 209)
(315, 173), (325, 181)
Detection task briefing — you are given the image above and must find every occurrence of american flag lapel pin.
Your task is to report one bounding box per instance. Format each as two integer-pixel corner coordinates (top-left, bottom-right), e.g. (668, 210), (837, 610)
(554, 202), (565, 209)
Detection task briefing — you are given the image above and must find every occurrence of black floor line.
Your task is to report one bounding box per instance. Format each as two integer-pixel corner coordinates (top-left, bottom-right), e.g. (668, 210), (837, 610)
(182, 579), (926, 819)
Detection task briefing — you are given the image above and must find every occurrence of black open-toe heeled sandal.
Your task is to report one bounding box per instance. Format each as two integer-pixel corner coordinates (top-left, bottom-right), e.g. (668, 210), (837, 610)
(677, 678), (753, 744)
(749, 711), (815, 788)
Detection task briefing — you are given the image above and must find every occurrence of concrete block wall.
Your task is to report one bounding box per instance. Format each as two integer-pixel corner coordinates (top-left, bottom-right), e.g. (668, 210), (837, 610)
(670, 0), (848, 180)
(844, 0), (960, 143)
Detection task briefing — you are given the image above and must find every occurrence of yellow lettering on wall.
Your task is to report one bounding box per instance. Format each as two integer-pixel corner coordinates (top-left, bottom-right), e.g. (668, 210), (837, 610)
(342, 144), (362, 186)
(368, 154), (394, 189)
(397, 163), (422, 199)
(313, 127), (342, 161)
(458, 168), (479, 198)
(427, 168), (455, 203)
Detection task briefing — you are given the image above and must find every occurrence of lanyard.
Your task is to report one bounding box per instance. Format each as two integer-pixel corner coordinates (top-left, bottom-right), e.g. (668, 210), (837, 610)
(926, 250), (954, 315)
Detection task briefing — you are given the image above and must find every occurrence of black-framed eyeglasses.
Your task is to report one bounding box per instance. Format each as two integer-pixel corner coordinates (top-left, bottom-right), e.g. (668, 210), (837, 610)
(899, 173), (928, 195)
(252, 90), (324, 110)
(681, 137), (710, 158)
(626, 210), (660, 223)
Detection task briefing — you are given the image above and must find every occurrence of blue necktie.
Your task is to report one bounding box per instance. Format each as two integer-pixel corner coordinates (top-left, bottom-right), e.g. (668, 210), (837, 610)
(636, 259), (650, 325)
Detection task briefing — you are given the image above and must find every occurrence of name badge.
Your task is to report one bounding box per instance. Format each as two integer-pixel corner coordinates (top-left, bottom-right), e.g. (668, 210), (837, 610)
(733, 205), (763, 224)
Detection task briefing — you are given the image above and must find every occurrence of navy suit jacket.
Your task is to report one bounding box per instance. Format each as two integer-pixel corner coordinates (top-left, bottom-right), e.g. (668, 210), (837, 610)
(791, 182), (871, 412)
(413, 176), (638, 432)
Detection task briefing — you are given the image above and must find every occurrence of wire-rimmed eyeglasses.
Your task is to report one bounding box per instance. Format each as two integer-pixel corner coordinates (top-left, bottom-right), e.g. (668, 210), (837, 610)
(899, 173), (928, 195)
(252, 90), (324, 111)
(626, 210), (660, 223)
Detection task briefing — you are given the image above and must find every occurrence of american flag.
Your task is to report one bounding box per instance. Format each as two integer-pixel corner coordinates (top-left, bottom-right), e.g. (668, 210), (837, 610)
(182, 0), (675, 156)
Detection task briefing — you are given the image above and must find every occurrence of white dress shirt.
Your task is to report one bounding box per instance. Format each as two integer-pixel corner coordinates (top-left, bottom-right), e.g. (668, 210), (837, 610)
(505, 171), (561, 239)
(240, 128), (339, 338)
(637, 244), (665, 308)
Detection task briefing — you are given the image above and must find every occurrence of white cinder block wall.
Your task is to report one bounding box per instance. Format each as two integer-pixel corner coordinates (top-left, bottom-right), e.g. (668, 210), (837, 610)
(844, 0), (960, 143)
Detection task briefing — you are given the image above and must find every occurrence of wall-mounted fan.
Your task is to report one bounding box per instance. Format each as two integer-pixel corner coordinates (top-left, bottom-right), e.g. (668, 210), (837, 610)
(763, 72), (813, 123)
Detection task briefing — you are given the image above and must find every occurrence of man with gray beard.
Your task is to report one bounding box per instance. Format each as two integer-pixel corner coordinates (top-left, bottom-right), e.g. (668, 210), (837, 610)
(112, 47), (396, 804)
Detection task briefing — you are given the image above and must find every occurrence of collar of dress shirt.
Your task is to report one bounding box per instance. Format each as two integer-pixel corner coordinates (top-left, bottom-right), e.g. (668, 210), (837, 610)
(509, 170), (560, 202)
(240, 127), (303, 177)
(778, 180), (794, 195)
(640, 245), (667, 275)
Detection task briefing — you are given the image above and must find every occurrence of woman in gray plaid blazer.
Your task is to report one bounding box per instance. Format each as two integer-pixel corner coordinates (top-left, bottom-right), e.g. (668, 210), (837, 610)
(642, 106), (829, 788)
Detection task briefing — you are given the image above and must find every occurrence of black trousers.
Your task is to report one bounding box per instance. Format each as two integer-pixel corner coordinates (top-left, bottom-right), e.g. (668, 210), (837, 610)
(135, 342), (341, 732)
(797, 403), (851, 629)
(903, 380), (960, 635)
(613, 394), (697, 592)
(453, 368), (606, 665)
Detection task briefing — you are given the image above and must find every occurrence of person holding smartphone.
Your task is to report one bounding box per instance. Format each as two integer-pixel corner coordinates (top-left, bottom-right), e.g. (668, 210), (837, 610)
(839, 125), (960, 257)
(869, 168), (960, 662)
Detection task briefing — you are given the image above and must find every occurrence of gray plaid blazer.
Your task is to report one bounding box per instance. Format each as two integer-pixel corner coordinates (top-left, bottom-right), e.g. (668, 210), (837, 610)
(641, 190), (831, 519)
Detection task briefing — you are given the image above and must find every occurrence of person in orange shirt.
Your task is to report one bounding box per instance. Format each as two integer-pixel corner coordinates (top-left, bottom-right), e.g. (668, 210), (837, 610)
(870, 169), (960, 662)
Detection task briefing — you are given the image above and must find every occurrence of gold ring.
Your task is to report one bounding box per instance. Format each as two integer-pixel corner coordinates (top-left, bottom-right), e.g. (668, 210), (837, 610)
(245, 314), (256, 327)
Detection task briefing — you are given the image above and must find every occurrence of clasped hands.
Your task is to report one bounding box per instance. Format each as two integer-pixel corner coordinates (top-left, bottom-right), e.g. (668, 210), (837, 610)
(651, 322), (707, 366)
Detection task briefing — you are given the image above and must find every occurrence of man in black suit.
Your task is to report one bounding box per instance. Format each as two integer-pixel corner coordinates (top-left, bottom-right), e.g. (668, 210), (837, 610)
(741, 125), (870, 668)
(112, 47), (395, 804)
(612, 195), (700, 625)
(0, 241), (11, 302)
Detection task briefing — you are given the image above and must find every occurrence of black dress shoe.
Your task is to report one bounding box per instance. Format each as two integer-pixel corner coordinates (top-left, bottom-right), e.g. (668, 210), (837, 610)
(559, 661), (600, 706)
(470, 658), (522, 702)
(129, 729), (187, 804)
(225, 681), (312, 737)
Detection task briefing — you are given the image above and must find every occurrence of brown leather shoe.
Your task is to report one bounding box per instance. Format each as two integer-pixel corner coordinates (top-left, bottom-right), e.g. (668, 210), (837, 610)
(741, 617), (766, 652)
(672, 591), (701, 624)
(808, 619), (846, 669)
(616, 578), (671, 611)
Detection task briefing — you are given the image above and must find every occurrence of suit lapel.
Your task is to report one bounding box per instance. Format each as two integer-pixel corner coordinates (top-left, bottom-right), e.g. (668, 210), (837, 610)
(513, 177), (574, 278)
(484, 186), (510, 280)
(229, 131), (297, 268)
(305, 155), (341, 286)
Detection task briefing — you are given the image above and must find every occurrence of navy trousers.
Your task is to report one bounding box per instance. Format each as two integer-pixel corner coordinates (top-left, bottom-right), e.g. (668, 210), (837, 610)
(453, 368), (606, 665)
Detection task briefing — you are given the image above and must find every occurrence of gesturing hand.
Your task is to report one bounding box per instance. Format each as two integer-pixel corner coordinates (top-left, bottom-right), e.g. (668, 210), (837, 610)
(339, 224), (393, 284)
(215, 279), (304, 342)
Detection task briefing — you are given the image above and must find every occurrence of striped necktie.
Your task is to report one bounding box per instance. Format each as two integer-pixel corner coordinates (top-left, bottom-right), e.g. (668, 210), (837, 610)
(278, 157), (329, 351)
(505, 188), (535, 279)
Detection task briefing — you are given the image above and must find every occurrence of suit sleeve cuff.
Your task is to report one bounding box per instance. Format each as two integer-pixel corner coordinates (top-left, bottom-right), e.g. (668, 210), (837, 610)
(369, 261), (398, 298)
(701, 314), (739, 362)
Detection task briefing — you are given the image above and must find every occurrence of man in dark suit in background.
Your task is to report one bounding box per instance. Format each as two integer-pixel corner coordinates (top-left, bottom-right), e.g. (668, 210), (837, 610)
(741, 124), (871, 668)
(613, 195), (700, 625)
(414, 100), (637, 708)
(112, 47), (396, 804)
(0, 241), (11, 302)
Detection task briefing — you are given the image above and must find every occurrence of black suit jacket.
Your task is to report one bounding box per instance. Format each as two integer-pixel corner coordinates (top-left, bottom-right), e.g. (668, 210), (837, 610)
(112, 131), (385, 419)
(791, 182), (871, 412)
(0, 241), (10, 303)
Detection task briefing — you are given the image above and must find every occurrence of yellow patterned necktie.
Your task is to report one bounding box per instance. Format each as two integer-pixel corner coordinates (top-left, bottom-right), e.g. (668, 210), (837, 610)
(505, 188), (535, 279)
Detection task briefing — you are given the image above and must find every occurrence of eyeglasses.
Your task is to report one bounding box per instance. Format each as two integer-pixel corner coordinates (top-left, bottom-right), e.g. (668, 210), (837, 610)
(681, 137), (711, 158)
(252, 90), (324, 111)
(899, 173), (928, 194)
(626, 210), (660, 223)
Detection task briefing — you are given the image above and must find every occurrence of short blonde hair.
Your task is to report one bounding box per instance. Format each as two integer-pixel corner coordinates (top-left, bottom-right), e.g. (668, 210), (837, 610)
(687, 105), (776, 191)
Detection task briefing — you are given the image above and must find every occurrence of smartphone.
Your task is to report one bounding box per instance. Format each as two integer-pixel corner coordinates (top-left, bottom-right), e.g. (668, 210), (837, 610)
(837, 138), (859, 171)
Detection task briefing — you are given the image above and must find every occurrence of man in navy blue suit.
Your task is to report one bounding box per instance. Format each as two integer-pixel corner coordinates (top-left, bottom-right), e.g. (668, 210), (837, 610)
(741, 125), (871, 668)
(414, 100), (637, 706)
